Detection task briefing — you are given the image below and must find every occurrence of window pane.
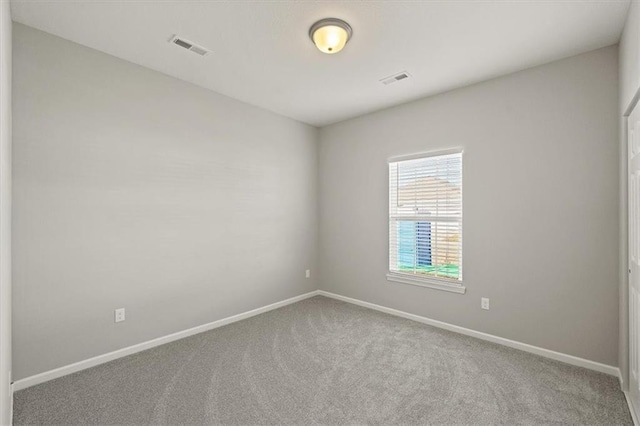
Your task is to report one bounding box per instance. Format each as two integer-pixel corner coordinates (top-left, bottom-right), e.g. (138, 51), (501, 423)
(390, 220), (461, 280)
(389, 151), (462, 283)
(395, 154), (462, 218)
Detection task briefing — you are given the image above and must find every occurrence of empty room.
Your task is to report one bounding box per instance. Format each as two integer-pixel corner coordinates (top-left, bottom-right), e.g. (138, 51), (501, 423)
(1, 0), (640, 424)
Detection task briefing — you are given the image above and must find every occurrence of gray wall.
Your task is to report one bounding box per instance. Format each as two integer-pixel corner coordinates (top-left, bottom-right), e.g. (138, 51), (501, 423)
(0, 1), (11, 423)
(319, 46), (620, 366)
(12, 24), (318, 380)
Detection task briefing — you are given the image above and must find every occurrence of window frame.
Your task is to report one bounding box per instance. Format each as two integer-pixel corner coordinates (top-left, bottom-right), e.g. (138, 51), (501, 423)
(387, 148), (466, 294)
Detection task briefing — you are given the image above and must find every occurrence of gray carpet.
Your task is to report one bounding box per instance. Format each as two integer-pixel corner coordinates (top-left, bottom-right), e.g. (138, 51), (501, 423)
(13, 296), (633, 425)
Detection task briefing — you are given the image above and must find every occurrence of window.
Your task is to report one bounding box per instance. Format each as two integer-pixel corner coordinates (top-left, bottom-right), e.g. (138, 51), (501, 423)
(387, 149), (464, 294)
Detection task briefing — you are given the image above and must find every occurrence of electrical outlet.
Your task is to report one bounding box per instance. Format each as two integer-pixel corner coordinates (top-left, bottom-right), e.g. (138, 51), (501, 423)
(305, 269), (311, 278)
(481, 298), (490, 310)
(114, 308), (126, 323)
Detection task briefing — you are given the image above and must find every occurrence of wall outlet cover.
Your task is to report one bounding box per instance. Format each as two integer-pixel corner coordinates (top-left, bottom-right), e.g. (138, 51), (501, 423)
(481, 298), (490, 310)
(115, 308), (126, 323)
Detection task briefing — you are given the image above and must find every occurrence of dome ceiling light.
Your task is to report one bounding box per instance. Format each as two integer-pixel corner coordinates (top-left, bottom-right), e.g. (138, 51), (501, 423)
(309, 18), (353, 54)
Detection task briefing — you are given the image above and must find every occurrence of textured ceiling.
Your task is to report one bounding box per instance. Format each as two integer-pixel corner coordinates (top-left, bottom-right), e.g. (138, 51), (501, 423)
(11, 0), (631, 127)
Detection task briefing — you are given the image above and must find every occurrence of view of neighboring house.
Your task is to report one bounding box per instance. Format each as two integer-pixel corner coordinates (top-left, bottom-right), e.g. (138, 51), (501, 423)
(395, 175), (462, 280)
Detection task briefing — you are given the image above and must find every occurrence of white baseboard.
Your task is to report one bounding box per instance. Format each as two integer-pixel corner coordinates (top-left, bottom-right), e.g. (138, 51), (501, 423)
(617, 363), (637, 425)
(8, 383), (12, 426)
(318, 290), (620, 377)
(10, 289), (623, 395)
(12, 290), (320, 392)
(623, 390), (639, 426)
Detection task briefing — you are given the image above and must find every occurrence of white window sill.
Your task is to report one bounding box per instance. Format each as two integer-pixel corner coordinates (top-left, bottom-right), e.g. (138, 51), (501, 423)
(386, 272), (466, 294)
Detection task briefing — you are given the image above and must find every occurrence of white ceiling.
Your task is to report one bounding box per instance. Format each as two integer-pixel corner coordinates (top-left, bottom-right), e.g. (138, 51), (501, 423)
(11, 0), (631, 127)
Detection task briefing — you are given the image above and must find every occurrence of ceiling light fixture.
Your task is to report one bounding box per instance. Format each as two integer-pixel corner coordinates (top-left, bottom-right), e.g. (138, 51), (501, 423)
(309, 18), (352, 54)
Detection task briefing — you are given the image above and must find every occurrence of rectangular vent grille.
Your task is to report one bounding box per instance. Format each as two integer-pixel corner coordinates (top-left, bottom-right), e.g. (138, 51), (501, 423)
(189, 46), (208, 56)
(381, 71), (411, 86)
(173, 39), (192, 49)
(169, 35), (209, 56)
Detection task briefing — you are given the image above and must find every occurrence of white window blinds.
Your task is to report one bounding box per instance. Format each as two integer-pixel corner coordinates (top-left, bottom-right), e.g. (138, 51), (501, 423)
(388, 150), (463, 286)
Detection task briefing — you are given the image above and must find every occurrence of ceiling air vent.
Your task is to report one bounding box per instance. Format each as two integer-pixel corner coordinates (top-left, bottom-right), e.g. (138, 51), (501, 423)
(169, 35), (209, 56)
(380, 71), (411, 86)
